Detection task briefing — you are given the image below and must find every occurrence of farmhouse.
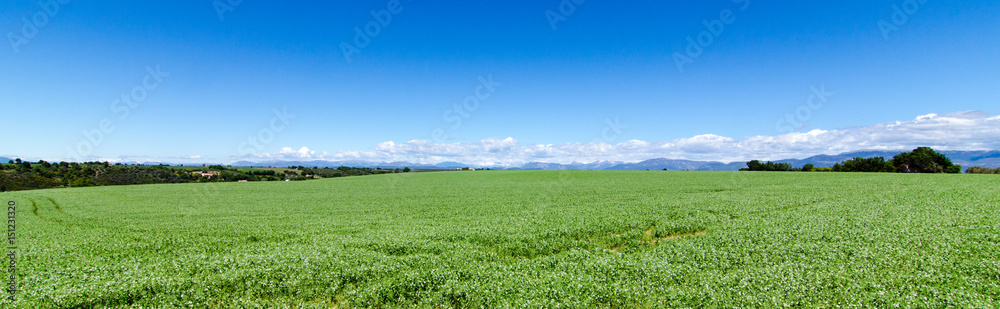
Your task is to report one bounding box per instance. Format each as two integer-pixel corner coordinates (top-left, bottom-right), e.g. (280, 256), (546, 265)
(197, 171), (220, 178)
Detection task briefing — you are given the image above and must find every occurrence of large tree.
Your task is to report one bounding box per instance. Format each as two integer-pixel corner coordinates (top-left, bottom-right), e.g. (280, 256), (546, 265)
(891, 147), (960, 173)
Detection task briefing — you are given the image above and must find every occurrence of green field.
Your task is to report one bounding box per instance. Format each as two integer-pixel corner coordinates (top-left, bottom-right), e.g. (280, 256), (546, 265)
(4, 171), (999, 307)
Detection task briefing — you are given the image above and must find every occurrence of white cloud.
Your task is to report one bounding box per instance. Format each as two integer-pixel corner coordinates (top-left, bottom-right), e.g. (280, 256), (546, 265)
(249, 147), (322, 160)
(241, 111), (1000, 166)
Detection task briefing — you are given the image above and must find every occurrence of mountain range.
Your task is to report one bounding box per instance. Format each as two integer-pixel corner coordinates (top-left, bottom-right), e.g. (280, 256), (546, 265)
(227, 150), (1000, 171)
(6, 151), (998, 171)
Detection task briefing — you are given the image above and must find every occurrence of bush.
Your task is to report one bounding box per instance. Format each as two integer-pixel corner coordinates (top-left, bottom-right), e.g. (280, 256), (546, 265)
(965, 166), (1000, 174)
(71, 177), (98, 187)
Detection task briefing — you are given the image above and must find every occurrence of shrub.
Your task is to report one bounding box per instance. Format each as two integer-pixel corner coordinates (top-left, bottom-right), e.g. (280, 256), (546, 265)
(71, 177), (98, 187)
(965, 166), (1000, 174)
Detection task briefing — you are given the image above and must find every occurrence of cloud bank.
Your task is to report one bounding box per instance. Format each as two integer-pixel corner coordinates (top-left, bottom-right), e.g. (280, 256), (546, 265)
(243, 111), (1000, 166)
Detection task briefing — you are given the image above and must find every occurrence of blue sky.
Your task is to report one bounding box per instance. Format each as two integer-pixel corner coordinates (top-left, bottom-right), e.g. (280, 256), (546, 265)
(2, 1), (999, 165)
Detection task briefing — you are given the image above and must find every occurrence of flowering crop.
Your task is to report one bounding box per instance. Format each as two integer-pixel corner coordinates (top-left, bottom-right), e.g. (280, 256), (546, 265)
(2, 171), (997, 307)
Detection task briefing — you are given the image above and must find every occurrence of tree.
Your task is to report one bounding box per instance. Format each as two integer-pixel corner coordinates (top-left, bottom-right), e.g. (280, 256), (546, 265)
(801, 164), (815, 172)
(891, 147), (959, 173)
(834, 157), (894, 172)
(746, 160), (792, 171)
(15, 158), (21, 164)
(403, 167), (411, 172)
(966, 166), (1000, 174)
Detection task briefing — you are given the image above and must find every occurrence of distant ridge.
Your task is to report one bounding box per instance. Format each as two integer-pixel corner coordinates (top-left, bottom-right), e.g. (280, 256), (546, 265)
(593, 150), (1000, 171)
(214, 150), (1000, 171)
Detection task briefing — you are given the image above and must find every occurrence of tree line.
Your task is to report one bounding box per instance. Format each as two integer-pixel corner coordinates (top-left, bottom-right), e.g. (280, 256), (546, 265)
(292, 166), (411, 179)
(744, 147), (962, 173)
(0, 160), (412, 192)
(965, 166), (1000, 174)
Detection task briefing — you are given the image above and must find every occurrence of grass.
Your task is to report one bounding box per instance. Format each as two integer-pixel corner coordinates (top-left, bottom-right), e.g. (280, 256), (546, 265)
(3, 171), (999, 307)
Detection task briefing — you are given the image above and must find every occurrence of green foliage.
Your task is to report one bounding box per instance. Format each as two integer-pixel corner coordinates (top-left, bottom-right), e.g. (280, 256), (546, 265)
(965, 166), (1000, 174)
(746, 160), (792, 171)
(0, 162), (411, 191)
(799, 147), (963, 174)
(314, 166), (401, 178)
(891, 147), (958, 173)
(6, 171), (998, 307)
(801, 163), (815, 172)
(71, 177), (97, 187)
(831, 156), (895, 172)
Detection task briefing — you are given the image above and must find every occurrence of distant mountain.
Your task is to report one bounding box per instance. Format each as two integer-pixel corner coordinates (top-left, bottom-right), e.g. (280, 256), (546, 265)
(433, 161), (467, 169)
(516, 160), (622, 170)
(0, 157), (10, 163)
(186, 150), (1000, 171)
(598, 150), (1000, 171)
(605, 158), (739, 171)
(765, 150), (1000, 170)
(225, 160), (459, 170)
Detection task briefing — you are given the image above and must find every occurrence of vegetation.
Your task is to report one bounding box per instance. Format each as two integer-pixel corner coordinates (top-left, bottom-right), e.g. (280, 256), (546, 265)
(745, 147), (962, 174)
(832, 156), (895, 172)
(744, 160), (792, 171)
(891, 147), (961, 173)
(0, 160), (411, 192)
(4, 171), (997, 307)
(308, 166), (409, 178)
(965, 166), (1000, 174)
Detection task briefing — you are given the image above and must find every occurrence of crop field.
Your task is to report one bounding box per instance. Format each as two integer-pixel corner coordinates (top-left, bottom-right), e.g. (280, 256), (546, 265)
(3, 171), (999, 308)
